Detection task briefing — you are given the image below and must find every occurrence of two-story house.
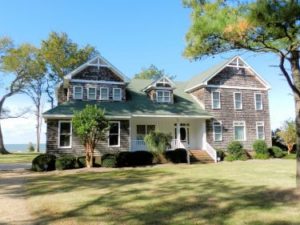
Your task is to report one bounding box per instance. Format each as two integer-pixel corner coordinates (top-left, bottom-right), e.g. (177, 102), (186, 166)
(43, 55), (271, 162)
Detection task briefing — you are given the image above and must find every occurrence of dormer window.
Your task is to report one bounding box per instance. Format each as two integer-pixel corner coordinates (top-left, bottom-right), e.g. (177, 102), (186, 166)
(87, 87), (96, 100)
(73, 86), (83, 100)
(100, 87), (109, 100)
(156, 78), (172, 88)
(113, 88), (122, 101)
(157, 90), (171, 103)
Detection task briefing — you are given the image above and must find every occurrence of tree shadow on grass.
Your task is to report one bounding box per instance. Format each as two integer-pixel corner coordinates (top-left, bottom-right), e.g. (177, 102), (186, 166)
(14, 168), (300, 225)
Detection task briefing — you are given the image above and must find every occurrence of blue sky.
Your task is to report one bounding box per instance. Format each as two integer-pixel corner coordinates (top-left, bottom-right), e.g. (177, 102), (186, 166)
(0, 0), (295, 144)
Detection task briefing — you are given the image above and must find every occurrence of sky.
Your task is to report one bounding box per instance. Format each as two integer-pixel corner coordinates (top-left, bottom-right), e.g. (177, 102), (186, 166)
(0, 0), (295, 144)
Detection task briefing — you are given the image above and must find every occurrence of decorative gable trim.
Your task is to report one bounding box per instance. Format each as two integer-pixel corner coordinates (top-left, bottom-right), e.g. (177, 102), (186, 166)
(142, 75), (176, 92)
(185, 56), (271, 93)
(64, 55), (129, 82)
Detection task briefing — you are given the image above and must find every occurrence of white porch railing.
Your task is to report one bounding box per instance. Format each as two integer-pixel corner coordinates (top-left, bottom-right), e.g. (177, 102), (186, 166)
(168, 139), (186, 150)
(204, 142), (217, 163)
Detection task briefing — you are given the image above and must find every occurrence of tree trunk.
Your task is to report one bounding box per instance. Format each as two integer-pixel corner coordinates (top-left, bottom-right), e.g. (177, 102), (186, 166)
(35, 104), (41, 153)
(0, 98), (9, 154)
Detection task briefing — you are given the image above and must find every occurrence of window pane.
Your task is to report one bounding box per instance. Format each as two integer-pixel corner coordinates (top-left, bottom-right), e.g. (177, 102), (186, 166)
(147, 125), (155, 134)
(213, 123), (222, 141)
(60, 135), (70, 147)
(235, 93), (242, 109)
(212, 92), (220, 108)
(114, 89), (121, 100)
(109, 122), (119, 146)
(109, 135), (118, 146)
(234, 126), (244, 140)
(215, 133), (222, 141)
(88, 88), (96, 99)
(256, 94), (262, 109)
(60, 123), (71, 134)
(257, 126), (264, 139)
(110, 123), (119, 134)
(101, 88), (108, 99)
(180, 127), (186, 141)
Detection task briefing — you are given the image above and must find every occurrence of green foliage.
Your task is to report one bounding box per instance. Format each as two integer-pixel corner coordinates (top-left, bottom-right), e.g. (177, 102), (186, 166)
(32, 154), (56, 172)
(283, 153), (297, 160)
(102, 154), (117, 168)
(144, 131), (172, 155)
(165, 149), (187, 163)
(76, 156), (86, 168)
(27, 142), (35, 152)
(116, 151), (153, 167)
(226, 141), (248, 161)
(277, 119), (296, 153)
(268, 146), (285, 158)
(55, 155), (76, 170)
(253, 140), (269, 156)
(134, 64), (175, 80)
(255, 153), (270, 160)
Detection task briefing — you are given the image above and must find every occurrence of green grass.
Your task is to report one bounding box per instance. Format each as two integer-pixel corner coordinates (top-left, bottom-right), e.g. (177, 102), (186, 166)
(25, 160), (300, 225)
(283, 153), (297, 159)
(0, 153), (40, 163)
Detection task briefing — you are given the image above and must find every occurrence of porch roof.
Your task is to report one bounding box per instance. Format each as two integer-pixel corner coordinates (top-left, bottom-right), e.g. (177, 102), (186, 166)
(43, 79), (212, 119)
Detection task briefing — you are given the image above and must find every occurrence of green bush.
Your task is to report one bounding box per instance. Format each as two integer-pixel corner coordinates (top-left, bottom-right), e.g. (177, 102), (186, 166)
(255, 153), (270, 159)
(102, 154), (117, 168)
(226, 141), (248, 160)
(283, 153), (296, 159)
(116, 151), (153, 167)
(253, 140), (269, 155)
(165, 149), (187, 163)
(27, 142), (35, 152)
(32, 154), (56, 172)
(216, 149), (225, 161)
(268, 146), (285, 158)
(55, 155), (76, 170)
(76, 156), (86, 168)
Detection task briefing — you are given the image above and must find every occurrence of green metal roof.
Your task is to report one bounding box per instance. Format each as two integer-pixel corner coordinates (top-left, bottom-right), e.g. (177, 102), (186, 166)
(43, 79), (211, 118)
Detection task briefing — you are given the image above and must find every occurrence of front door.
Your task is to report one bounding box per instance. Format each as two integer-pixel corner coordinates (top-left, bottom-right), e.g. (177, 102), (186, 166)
(175, 123), (190, 148)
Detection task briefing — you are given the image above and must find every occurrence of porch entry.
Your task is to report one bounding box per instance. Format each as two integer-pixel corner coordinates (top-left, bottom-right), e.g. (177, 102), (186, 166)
(174, 123), (190, 149)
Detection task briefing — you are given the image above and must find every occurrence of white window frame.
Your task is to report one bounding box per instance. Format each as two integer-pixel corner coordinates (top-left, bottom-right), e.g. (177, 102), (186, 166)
(233, 121), (246, 141)
(156, 90), (171, 103)
(256, 121), (265, 140)
(100, 87), (109, 100)
(58, 121), (72, 148)
(211, 91), (221, 109)
(255, 93), (263, 110)
(234, 92), (242, 110)
(73, 86), (83, 100)
(113, 88), (122, 101)
(108, 121), (120, 147)
(87, 87), (97, 100)
(213, 121), (223, 142)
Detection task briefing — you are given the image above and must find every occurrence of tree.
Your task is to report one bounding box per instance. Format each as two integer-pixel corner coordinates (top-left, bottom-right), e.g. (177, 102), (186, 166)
(277, 119), (296, 155)
(72, 105), (109, 168)
(41, 32), (97, 108)
(144, 131), (172, 163)
(183, 0), (300, 187)
(134, 64), (175, 80)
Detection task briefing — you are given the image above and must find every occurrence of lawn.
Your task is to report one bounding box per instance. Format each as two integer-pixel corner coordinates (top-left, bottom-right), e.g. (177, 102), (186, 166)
(25, 160), (300, 225)
(0, 153), (40, 163)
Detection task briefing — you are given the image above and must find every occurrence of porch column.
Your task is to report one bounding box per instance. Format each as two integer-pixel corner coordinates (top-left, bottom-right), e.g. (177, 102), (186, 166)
(176, 120), (180, 148)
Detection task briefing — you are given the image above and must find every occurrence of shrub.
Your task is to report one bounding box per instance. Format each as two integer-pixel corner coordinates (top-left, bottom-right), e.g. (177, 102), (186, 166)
(255, 153), (270, 159)
(76, 156), (86, 168)
(102, 154), (117, 168)
(32, 154), (56, 172)
(216, 149), (225, 161)
(253, 140), (269, 155)
(268, 146), (285, 158)
(55, 155), (76, 170)
(27, 142), (35, 152)
(116, 151), (153, 167)
(226, 141), (248, 161)
(165, 149), (187, 163)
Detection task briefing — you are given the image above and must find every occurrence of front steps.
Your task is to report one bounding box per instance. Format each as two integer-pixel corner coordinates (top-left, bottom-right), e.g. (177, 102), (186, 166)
(188, 150), (215, 163)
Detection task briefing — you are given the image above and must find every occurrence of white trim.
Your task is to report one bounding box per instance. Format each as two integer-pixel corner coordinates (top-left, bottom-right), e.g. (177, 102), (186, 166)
(143, 75), (176, 92)
(73, 86), (83, 100)
(233, 121), (246, 141)
(100, 87), (109, 100)
(185, 56), (271, 93)
(108, 121), (120, 147)
(71, 79), (125, 85)
(206, 85), (268, 91)
(131, 114), (212, 118)
(156, 90), (171, 103)
(256, 121), (265, 140)
(213, 121), (222, 142)
(44, 114), (131, 119)
(211, 91), (221, 109)
(233, 92), (242, 110)
(113, 88), (122, 101)
(254, 93), (263, 110)
(87, 87), (96, 100)
(58, 121), (72, 148)
(191, 94), (205, 109)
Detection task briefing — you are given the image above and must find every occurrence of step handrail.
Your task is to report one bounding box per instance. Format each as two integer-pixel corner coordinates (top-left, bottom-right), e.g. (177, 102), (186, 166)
(204, 142), (217, 163)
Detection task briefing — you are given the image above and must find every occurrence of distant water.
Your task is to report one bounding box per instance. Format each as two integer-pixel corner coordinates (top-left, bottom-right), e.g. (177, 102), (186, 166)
(4, 144), (46, 153)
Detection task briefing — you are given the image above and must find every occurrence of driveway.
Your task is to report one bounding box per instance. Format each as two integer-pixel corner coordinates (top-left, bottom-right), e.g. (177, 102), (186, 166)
(0, 163), (31, 171)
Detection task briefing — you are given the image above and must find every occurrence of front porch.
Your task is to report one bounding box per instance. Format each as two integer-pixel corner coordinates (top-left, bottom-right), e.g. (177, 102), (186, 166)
(129, 117), (217, 162)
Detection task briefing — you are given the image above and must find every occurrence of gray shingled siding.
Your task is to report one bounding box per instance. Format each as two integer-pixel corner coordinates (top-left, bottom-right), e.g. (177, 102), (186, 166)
(192, 67), (271, 150)
(46, 119), (130, 156)
(72, 66), (123, 81)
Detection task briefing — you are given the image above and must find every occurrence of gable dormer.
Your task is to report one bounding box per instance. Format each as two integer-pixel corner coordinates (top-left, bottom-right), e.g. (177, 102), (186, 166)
(143, 76), (176, 104)
(60, 55), (129, 103)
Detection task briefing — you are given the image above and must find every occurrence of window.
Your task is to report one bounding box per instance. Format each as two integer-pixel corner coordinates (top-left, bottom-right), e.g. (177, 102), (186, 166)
(256, 121), (265, 140)
(73, 86), (83, 99)
(233, 121), (246, 141)
(87, 87), (96, 100)
(58, 121), (72, 148)
(108, 121), (120, 147)
(255, 93), (263, 110)
(234, 92), (242, 110)
(113, 88), (122, 101)
(213, 121), (222, 141)
(100, 87), (109, 100)
(212, 91), (221, 109)
(136, 125), (155, 140)
(156, 90), (171, 103)
(156, 78), (171, 88)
